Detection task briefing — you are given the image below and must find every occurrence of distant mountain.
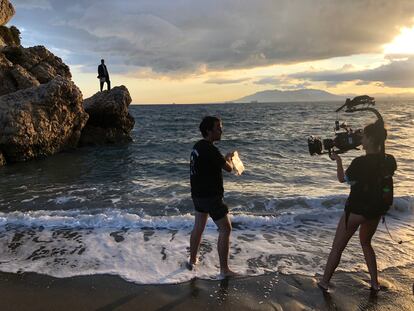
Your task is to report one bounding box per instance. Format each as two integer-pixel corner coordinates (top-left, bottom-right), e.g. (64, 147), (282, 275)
(235, 89), (346, 103)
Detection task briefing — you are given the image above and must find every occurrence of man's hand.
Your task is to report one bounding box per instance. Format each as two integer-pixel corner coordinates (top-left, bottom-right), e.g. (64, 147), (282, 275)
(223, 151), (235, 172)
(225, 151), (235, 161)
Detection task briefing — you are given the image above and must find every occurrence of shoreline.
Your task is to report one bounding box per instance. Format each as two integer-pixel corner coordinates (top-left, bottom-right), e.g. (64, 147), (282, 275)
(0, 265), (413, 310)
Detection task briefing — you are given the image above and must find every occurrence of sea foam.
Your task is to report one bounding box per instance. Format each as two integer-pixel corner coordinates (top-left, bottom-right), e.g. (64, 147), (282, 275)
(0, 195), (412, 284)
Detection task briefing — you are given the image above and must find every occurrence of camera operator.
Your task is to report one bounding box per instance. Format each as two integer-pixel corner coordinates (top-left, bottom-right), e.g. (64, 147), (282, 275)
(318, 120), (397, 292)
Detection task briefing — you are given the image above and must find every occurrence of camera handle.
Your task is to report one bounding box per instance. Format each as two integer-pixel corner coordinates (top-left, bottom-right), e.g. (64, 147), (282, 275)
(336, 95), (384, 125)
(336, 95), (385, 157)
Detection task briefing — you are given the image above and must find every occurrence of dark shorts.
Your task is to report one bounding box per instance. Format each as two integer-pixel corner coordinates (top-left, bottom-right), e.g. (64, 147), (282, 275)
(192, 196), (228, 221)
(345, 200), (387, 220)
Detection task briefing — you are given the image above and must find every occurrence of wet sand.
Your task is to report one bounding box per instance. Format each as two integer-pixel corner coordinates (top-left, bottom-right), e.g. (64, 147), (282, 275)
(0, 265), (413, 311)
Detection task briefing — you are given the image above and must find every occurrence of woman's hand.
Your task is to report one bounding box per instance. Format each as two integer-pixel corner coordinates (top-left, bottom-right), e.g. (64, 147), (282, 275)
(330, 151), (345, 182)
(329, 151), (342, 162)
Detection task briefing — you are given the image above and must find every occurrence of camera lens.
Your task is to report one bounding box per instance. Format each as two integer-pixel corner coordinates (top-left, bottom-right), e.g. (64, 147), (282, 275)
(308, 136), (323, 155)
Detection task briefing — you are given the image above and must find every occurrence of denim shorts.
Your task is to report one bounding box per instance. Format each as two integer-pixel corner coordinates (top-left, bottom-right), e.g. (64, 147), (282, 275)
(192, 196), (228, 221)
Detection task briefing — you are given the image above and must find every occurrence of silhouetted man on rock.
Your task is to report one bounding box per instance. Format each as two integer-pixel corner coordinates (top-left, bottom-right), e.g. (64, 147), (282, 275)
(98, 59), (111, 91)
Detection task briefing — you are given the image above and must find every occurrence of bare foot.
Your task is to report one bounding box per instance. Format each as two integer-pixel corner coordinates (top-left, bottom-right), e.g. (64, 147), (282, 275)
(185, 258), (199, 271)
(219, 269), (240, 278)
(185, 261), (194, 271)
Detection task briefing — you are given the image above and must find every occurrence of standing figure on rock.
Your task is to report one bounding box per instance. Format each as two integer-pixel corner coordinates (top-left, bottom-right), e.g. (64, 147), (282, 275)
(97, 59), (111, 92)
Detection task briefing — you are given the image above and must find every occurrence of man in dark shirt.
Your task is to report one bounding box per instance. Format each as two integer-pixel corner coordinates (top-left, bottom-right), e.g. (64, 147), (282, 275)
(188, 116), (237, 277)
(97, 59), (111, 92)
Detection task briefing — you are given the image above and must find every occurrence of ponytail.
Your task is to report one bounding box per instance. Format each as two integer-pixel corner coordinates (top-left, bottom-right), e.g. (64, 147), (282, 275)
(363, 120), (387, 154)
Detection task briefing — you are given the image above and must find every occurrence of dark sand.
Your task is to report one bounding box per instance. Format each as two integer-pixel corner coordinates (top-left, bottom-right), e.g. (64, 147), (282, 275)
(0, 265), (413, 311)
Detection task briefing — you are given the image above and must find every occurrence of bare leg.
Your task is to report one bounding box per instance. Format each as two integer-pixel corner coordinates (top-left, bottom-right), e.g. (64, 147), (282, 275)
(189, 211), (208, 266)
(359, 216), (381, 290)
(319, 213), (365, 289)
(214, 215), (237, 276)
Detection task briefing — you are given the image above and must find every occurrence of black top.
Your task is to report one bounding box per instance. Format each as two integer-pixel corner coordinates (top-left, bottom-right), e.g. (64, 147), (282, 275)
(190, 140), (226, 198)
(345, 153), (397, 218)
(98, 64), (109, 78)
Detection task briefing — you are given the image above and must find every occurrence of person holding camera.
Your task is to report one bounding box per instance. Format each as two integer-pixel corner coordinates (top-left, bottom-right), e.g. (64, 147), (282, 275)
(318, 120), (397, 292)
(188, 116), (238, 278)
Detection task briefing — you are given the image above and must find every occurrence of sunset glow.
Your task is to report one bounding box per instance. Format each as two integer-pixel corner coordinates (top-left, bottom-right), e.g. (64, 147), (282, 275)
(383, 26), (414, 55)
(11, 1), (414, 103)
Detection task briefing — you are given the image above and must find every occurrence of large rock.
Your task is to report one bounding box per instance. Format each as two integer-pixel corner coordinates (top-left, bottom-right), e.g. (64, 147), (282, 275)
(80, 86), (135, 146)
(0, 25), (20, 47)
(0, 76), (89, 164)
(0, 152), (5, 166)
(0, 0), (14, 26)
(0, 45), (71, 96)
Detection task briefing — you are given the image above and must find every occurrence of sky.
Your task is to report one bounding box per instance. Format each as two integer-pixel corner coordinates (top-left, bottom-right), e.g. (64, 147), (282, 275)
(8, 0), (414, 103)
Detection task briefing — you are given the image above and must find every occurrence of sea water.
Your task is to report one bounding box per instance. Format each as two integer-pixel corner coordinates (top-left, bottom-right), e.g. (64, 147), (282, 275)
(0, 101), (413, 284)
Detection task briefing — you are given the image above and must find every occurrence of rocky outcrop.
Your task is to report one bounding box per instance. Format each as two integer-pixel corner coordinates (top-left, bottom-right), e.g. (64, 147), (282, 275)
(0, 0), (14, 26)
(0, 45), (71, 96)
(0, 77), (89, 164)
(79, 86), (135, 146)
(0, 3), (135, 166)
(0, 25), (20, 47)
(0, 0), (18, 47)
(0, 152), (5, 166)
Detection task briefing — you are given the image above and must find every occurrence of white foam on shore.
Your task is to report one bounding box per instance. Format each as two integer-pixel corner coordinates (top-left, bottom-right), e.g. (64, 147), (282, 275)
(0, 195), (412, 284)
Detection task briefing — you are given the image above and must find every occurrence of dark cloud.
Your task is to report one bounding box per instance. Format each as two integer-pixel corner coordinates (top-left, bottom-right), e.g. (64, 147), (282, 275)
(290, 57), (414, 88)
(10, 0), (414, 75)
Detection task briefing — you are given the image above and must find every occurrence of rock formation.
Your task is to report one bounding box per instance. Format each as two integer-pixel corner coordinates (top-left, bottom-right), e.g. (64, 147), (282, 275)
(0, 25), (20, 47)
(0, 0), (14, 26)
(0, 45), (71, 96)
(0, 1), (135, 166)
(0, 77), (88, 163)
(0, 0), (17, 47)
(80, 86), (135, 146)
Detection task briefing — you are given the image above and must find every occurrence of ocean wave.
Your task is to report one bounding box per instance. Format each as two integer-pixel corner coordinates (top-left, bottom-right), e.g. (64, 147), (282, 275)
(0, 195), (412, 230)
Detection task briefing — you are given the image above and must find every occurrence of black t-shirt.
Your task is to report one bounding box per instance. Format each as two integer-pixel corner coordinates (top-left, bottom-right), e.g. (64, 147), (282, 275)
(190, 140), (226, 198)
(345, 153), (397, 218)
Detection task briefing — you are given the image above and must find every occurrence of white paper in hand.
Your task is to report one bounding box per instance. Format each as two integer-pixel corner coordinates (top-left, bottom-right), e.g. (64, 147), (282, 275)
(232, 151), (245, 176)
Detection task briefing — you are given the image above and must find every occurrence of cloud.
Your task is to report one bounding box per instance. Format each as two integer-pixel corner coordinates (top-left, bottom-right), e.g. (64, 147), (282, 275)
(205, 77), (251, 84)
(11, 0), (51, 9)
(289, 57), (414, 88)
(254, 77), (284, 85)
(282, 82), (313, 90)
(253, 76), (312, 90)
(10, 0), (414, 75)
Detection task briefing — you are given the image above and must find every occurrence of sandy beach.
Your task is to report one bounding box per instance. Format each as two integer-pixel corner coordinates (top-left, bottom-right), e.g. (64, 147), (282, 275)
(0, 264), (413, 311)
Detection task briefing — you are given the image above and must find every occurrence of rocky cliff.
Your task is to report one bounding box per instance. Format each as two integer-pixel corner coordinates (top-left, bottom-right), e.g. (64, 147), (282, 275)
(0, 0), (135, 166)
(0, 77), (88, 163)
(0, 0), (14, 26)
(0, 45), (71, 96)
(80, 86), (135, 146)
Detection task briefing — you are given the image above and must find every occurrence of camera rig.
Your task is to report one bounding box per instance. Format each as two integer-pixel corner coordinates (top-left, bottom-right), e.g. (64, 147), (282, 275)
(308, 95), (384, 156)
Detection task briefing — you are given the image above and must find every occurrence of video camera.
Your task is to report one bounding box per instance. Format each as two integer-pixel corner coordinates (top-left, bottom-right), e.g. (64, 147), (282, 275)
(308, 95), (383, 156)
